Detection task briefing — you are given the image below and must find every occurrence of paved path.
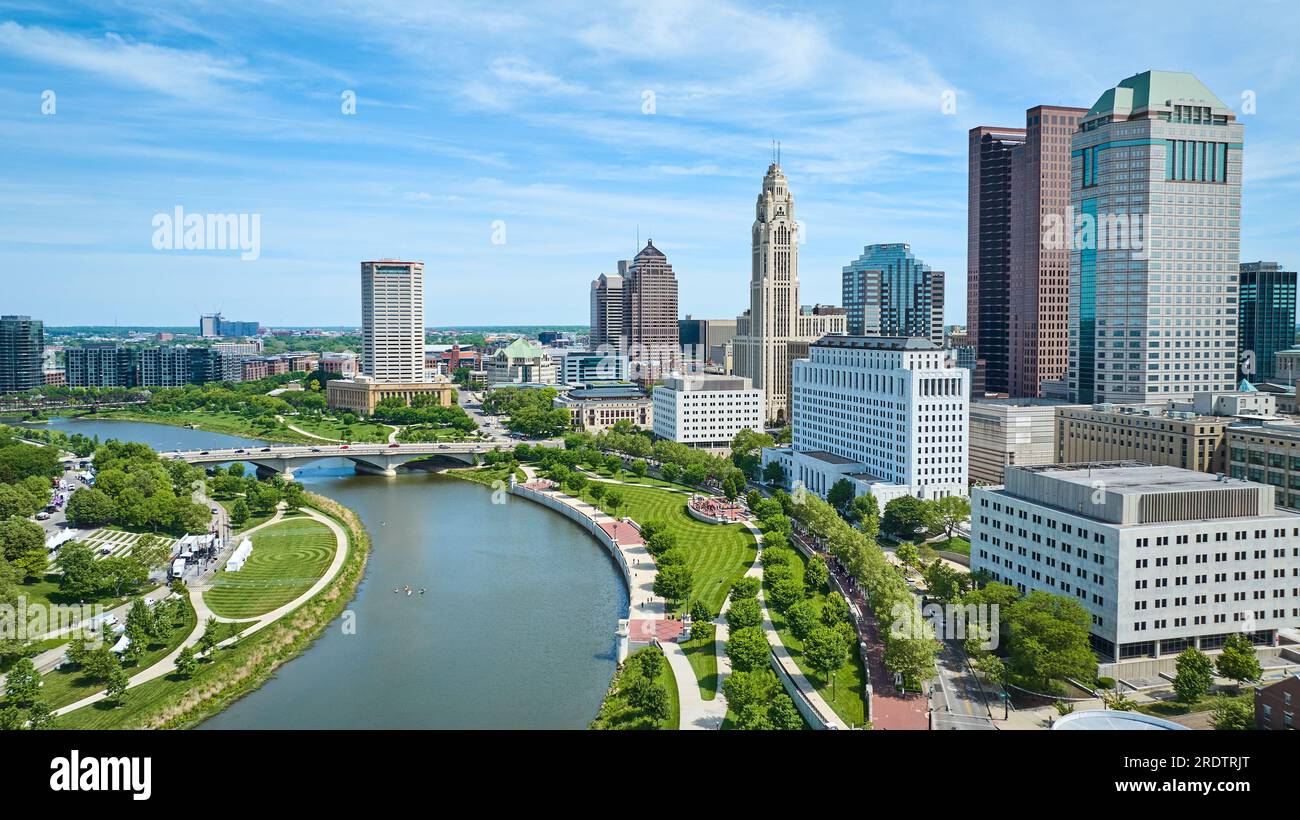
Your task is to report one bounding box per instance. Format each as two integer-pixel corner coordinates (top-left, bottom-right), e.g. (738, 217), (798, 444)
(52, 505), (349, 717)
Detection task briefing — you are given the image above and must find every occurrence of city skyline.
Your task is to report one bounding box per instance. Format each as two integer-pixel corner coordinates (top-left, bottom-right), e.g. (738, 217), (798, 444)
(3, 1), (1298, 326)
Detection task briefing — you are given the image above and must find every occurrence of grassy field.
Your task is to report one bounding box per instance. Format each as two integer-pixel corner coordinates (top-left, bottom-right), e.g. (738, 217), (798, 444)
(56, 494), (369, 729)
(571, 482), (756, 617)
(680, 624), (719, 700)
(927, 536), (970, 557)
(211, 495), (281, 535)
(1137, 689), (1252, 718)
(766, 549), (868, 728)
(40, 596), (197, 710)
(282, 414), (391, 443)
(203, 516), (337, 619)
(89, 409), (299, 442)
(586, 467), (698, 492)
(13, 574), (130, 616)
(448, 464), (527, 487)
(589, 647), (680, 730)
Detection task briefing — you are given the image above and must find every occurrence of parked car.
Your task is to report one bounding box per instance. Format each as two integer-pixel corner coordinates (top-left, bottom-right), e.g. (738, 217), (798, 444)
(35, 512), (50, 521)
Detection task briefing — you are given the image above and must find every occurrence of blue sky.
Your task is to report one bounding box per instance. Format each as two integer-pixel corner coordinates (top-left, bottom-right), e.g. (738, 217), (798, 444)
(1, 0), (1297, 327)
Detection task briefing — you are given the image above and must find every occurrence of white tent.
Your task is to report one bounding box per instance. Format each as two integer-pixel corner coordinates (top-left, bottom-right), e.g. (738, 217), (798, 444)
(225, 538), (253, 572)
(110, 634), (131, 655)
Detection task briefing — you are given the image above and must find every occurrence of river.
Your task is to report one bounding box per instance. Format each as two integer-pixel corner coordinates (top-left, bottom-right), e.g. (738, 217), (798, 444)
(23, 417), (624, 729)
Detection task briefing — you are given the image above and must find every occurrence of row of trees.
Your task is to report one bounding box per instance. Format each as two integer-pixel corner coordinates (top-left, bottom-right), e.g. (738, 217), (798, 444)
(721, 575), (804, 730)
(0, 428), (64, 664)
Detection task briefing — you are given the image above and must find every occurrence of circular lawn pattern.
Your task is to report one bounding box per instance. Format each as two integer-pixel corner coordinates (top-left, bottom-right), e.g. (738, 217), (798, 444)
(204, 517), (338, 619)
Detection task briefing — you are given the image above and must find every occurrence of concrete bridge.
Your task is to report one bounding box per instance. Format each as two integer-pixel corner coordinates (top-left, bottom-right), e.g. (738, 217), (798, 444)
(165, 442), (501, 479)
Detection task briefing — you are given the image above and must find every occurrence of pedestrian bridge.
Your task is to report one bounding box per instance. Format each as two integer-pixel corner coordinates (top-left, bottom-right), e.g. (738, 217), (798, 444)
(165, 442), (500, 479)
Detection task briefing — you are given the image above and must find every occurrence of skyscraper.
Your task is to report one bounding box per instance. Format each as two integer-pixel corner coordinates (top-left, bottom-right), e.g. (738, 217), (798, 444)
(733, 161), (845, 423)
(968, 126), (1025, 395)
(0, 315), (44, 394)
(622, 239), (680, 379)
(841, 243), (944, 344)
(1238, 261), (1297, 383)
(361, 260), (425, 382)
(1067, 71), (1242, 404)
(1008, 105), (1088, 397)
(589, 271), (624, 351)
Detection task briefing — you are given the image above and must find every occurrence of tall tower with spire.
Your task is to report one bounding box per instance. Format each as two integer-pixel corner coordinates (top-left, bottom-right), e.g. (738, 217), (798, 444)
(734, 160), (845, 423)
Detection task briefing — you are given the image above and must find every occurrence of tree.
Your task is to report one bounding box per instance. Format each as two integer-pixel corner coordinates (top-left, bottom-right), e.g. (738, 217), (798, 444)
(932, 495), (971, 540)
(3, 657), (41, 707)
(11, 547), (47, 583)
(768, 577), (805, 613)
(1101, 690), (1137, 711)
(726, 597), (762, 630)
(588, 483), (605, 502)
(56, 541), (103, 599)
(894, 541), (919, 568)
(175, 645), (198, 678)
(786, 599), (821, 641)
(721, 669), (777, 715)
(1215, 633), (1262, 690)
(0, 516), (44, 563)
(1172, 647), (1215, 704)
(730, 576), (760, 601)
(105, 664), (130, 706)
(804, 625), (852, 699)
(822, 591), (851, 626)
(689, 599), (713, 625)
(228, 497), (250, 528)
(629, 459), (648, 478)
(653, 563), (692, 608)
(1004, 591), (1098, 691)
(922, 560), (966, 604)
(199, 616), (221, 656)
(644, 530), (677, 557)
(65, 487), (118, 527)
(726, 626), (770, 673)
(661, 463), (682, 484)
(769, 694), (803, 730)
(1209, 695), (1254, 731)
(827, 479), (855, 516)
(881, 495), (938, 539)
(762, 460), (786, 486)
(803, 555), (829, 591)
(602, 488), (624, 518)
(682, 463), (708, 486)
(736, 702), (774, 730)
(638, 648), (664, 681)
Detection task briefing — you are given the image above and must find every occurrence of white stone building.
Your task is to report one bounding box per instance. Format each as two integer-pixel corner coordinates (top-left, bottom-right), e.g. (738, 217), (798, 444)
(762, 335), (968, 504)
(652, 374), (763, 448)
(972, 462), (1300, 660)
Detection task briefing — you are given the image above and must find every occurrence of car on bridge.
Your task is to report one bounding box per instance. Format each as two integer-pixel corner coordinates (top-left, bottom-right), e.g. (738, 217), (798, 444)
(340, 445), (349, 449)
(260, 447), (272, 452)
(388, 443), (400, 448)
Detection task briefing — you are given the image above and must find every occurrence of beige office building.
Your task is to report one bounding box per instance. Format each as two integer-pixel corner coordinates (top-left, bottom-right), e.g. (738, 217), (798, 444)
(1056, 404), (1229, 473)
(326, 376), (454, 415)
(969, 399), (1085, 485)
(361, 260), (425, 382)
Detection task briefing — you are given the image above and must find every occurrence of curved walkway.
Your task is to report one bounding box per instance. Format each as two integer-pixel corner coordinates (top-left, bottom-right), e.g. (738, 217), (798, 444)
(52, 504), (349, 717)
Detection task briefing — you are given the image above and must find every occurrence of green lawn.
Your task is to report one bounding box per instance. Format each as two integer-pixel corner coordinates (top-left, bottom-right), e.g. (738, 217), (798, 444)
(92, 409), (304, 443)
(203, 517), (337, 619)
(590, 647), (680, 730)
(284, 414), (391, 443)
(680, 624), (719, 700)
(766, 550), (868, 728)
(13, 574), (131, 625)
(211, 496), (281, 535)
(928, 536), (970, 556)
(1138, 689), (1252, 718)
(572, 482), (756, 617)
(39, 596), (197, 710)
(587, 467), (698, 492)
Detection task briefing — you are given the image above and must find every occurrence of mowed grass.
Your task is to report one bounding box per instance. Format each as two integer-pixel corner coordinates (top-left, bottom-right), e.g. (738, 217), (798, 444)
(573, 482), (756, 617)
(680, 624), (719, 700)
(204, 517), (337, 619)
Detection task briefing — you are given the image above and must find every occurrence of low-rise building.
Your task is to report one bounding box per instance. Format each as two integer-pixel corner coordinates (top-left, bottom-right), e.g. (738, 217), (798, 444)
(969, 398), (1085, 485)
(485, 338), (557, 385)
(1254, 674), (1298, 730)
(1057, 404), (1230, 474)
(320, 352), (359, 378)
(558, 350), (627, 385)
(652, 374), (762, 449)
(326, 376), (456, 415)
(555, 384), (652, 432)
(972, 462), (1300, 660)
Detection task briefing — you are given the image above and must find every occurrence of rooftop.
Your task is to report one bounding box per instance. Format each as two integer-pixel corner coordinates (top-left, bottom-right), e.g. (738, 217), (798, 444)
(1085, 70), (1229, 121)
(812, 335), (940, 351)
(1052, 710), (1188, 731)
(1015, 462), (1235, 495)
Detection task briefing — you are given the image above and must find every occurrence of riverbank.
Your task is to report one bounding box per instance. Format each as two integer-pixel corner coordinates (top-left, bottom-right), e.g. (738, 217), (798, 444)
(56, 492), (371, 728)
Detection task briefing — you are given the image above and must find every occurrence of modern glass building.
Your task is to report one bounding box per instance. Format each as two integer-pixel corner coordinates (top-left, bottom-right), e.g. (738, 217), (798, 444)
(1238, 261), (1297, 382)
(0, 315), (44, 394)
(1067, 71), (1243, 404)
(968, 127), (1024, 395)
(841, 243), (944, 344)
